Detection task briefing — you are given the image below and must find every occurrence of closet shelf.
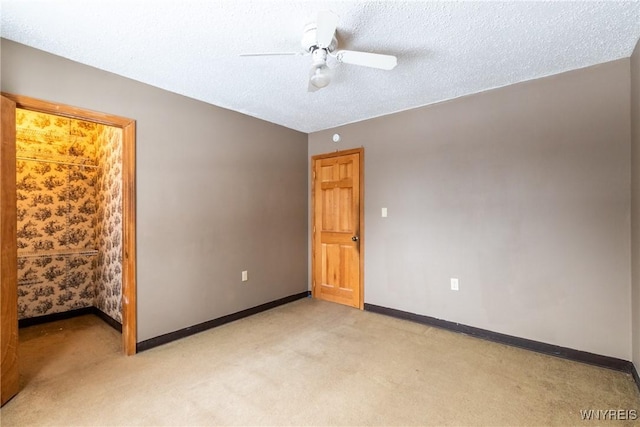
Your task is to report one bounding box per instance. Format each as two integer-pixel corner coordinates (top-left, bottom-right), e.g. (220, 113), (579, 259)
(17, 127), (93, 143)
(18, 249), (98, 259)
(16, 155), (98, 169)
(17, 280), (44, 287)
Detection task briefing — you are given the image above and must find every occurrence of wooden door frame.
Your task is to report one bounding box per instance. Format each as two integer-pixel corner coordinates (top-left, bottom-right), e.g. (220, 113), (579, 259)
(311, 147), (364, 309)
(0, 93), (137, 356)
(1, 95), (19, 406)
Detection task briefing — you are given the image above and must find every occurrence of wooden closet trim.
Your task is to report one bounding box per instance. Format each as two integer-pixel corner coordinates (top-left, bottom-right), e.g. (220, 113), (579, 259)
(1, 95), (19, 405)
(2, 93), (137, 355)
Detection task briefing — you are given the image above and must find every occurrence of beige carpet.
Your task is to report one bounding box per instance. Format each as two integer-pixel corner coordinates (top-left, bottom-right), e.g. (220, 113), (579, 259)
(1, 298), (639, 426)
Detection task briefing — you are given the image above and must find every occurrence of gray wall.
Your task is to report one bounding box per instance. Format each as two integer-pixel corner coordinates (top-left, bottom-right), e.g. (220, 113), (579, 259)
(631, 39), (640, 372)
(3, 37), (636, 362)
(1, 39), (308, 342)
(309, 60), (632, 360)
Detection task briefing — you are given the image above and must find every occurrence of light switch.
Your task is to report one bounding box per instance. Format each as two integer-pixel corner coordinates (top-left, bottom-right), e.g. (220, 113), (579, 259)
(381, 207), (388, 218)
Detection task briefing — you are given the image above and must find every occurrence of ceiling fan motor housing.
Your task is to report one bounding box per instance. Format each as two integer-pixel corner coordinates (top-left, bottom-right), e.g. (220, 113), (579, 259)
(311, 47), (328, 65)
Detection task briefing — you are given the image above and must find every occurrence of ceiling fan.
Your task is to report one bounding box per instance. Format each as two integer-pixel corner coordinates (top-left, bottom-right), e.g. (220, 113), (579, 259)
(240, 11), (397, 92)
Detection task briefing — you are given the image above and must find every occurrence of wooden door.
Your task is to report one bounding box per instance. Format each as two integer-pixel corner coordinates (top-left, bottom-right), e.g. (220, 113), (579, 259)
(312, 148), (364, 309)
(1, 95), (19, 406)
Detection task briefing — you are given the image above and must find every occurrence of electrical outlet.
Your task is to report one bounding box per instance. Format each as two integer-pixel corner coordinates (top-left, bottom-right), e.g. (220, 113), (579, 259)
(450, 278), (459, 291)
(242, 271), (248, 282)
(381, 207), (388, 218)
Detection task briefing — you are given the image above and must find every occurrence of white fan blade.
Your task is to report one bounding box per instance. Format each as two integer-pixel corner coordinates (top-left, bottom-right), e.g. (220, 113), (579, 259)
(240, 52), (301, 57)
(335, 50), (397, 70)
(316, 11), (338, 48)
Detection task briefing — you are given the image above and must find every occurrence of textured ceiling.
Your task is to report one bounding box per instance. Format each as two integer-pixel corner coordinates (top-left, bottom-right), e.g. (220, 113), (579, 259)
(1, 1), (639, 133)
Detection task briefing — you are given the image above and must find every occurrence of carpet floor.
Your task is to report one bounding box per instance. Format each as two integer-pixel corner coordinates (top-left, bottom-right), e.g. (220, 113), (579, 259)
(1, 298), (639, 426)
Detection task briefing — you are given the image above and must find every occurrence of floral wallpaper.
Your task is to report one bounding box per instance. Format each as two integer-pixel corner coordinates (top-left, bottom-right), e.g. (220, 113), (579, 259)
(16, 110), (99, 166)
(94, 126), (123, 323)
(15, 109), (123, 323)
(16, 159), (98, 318)
(17, 255), (95, 317)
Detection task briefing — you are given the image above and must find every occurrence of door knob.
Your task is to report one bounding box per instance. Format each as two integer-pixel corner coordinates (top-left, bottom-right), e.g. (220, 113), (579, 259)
(352, 236), (359, 242)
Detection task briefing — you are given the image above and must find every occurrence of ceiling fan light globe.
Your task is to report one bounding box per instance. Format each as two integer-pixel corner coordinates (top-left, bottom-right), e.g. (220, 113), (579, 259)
(310, 65), (331, 88)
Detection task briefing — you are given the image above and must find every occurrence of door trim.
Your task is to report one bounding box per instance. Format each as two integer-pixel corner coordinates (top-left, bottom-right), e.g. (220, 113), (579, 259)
(0, 93), (137, 356)
(311, 147), (364, 309)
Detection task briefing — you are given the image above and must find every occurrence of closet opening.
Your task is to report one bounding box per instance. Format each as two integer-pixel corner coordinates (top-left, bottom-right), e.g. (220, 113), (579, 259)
(1, 93), (136, 364)
(16, 108), (124, 332)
